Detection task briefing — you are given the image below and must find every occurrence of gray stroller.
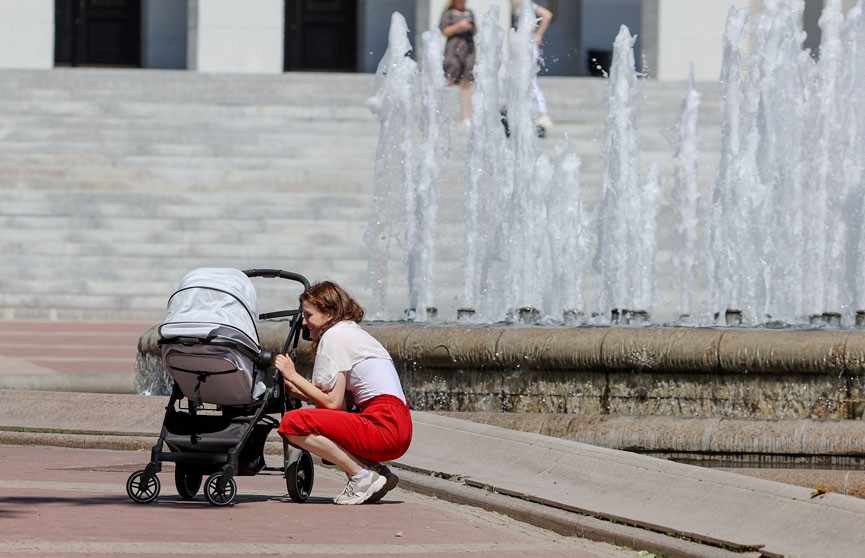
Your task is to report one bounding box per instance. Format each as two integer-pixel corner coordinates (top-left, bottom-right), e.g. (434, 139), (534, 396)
(126, 267), (314, 506)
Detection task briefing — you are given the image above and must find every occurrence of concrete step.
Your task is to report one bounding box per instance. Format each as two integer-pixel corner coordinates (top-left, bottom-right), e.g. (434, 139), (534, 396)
(0, 189), (368, 216)
(0, 150), (372, 171)
(0, 67), (725, 320)
(0, 159), (375, 192)
(0, 68), (377, 104)
(0, 98), (375, 122)
(0, 127), (379, 150)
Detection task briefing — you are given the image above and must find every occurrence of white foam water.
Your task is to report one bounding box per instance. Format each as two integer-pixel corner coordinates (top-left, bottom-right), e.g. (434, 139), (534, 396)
(366, 1), (865, 327)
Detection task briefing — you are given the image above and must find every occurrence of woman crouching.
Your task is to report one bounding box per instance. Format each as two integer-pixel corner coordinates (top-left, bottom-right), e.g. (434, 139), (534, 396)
(274, 280), (411, 504)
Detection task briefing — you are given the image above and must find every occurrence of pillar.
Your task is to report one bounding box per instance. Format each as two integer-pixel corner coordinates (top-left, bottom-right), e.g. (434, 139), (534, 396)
(187, 0), (283, 73)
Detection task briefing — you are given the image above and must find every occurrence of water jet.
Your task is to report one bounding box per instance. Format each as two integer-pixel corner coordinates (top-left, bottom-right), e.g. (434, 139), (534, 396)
(133, 2), (865, 469)
(366, 2), (865, 329)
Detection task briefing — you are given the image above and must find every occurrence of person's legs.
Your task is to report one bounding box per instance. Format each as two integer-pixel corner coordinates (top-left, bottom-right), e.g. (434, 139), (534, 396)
(532, 77), (548, 116)
(460, 51), (475, 122)
(445, 74), (470, 122)
(284, 432), (385, 504)
(279, 406), (405, 504)
(533, 80), (553, 133)
(459, 79), (472, 121)
(278, 399), (410, 504)
(279, 400), (410, 463)
(531, 44), (553, 131)
(283, 433), (363, 477)
(360, 459), (400, 503)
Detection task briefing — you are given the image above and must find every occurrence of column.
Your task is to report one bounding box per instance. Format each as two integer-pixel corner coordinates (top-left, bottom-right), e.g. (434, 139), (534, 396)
(0, 0), (53, 69)
(187, 0), (284, 73)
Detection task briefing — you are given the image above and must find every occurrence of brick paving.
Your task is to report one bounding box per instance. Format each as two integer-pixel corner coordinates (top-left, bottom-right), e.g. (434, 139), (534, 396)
(0, 320), (151, 376)
(4, 319), (865, 557)
(0, 319), (642, 557)
(0, 445), (637, 558)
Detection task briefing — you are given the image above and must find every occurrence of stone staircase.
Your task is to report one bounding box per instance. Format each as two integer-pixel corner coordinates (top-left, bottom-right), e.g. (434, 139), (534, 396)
(0, 68), (722, 321)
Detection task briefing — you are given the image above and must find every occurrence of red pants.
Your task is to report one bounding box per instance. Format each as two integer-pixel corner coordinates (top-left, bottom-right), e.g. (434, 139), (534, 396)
(278, 395), (412, 462)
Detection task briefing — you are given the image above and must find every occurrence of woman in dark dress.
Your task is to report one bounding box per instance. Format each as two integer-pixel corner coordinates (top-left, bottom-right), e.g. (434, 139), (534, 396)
(440, 0), (476, 123)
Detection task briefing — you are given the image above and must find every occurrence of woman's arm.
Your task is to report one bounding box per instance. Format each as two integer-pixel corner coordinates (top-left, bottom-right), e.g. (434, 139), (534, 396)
(442, 20), (469, 37)
(275, 354), (346, 410)
(440, 12), (473, 38)
(534, 5), (553, 45)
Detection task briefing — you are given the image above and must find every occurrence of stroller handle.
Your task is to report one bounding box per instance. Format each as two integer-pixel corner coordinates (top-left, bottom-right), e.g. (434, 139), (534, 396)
(242, 268), (310, 352)
(259, 309), (299, 320)
(243, 269), (310, 289)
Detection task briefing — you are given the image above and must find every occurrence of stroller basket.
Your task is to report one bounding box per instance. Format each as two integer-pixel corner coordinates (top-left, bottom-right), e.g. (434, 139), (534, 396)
(161, 338), (269, 407)
(164, 411), (273, 476)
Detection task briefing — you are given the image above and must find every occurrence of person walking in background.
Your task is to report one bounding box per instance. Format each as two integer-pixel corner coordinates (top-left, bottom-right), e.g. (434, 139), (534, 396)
(274, 280), (411, 505)
(440, 0), (477, 123)
(511, 0), (554, 136)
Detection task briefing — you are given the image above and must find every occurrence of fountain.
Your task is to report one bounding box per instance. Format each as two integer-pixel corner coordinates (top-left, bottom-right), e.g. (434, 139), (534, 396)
(136, 2), (865, 451)
(365, 0), (865, 328)
(365, 4), (593, 324)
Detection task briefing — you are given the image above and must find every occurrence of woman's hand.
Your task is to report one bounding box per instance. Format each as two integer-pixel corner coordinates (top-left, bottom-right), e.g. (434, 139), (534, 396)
(275, 354), (309, 401)
(274, 353), (298, 383)
(273, 353), (346, 410)
(457, 19), (473, 33)
(443, 18), (473, 38)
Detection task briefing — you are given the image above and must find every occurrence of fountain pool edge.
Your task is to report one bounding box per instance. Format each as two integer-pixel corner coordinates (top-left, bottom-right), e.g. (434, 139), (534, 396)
(136, 322), (865, 421)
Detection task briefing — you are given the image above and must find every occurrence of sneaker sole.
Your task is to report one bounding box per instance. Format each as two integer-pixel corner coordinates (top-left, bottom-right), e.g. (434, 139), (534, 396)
(367, 474), (399, 504)
(334, 475), (387, 505)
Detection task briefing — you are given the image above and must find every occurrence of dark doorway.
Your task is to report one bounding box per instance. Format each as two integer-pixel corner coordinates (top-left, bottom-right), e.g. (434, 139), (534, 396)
(55, 0), (142, 67)
(285, 0), (357, 71)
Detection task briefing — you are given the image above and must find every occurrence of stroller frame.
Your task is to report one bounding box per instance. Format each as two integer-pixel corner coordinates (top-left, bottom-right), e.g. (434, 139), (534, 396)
(126, 268), (314, 506)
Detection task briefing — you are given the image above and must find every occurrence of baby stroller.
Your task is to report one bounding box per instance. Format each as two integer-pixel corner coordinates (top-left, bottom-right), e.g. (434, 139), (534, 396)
(126, 267), (314, 506)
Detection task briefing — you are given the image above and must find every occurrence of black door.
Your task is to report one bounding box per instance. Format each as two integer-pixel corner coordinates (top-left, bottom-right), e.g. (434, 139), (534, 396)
(55, 0), (141, 67)
(285, 0), (357, 71)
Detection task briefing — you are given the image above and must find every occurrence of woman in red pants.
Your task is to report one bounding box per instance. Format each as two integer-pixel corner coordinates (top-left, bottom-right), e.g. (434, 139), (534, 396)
(274, 281), (412, 505)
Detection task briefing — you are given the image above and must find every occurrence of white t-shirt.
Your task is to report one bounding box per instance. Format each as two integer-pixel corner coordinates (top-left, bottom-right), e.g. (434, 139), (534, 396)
(313, 321), (406, 405)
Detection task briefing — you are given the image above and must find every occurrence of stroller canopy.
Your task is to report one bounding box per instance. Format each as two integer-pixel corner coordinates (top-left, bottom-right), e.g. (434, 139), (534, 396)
(160, 268), (260, 352)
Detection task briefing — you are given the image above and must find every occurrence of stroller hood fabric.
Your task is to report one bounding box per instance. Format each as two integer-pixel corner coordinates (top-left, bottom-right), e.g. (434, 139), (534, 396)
(160, 268), (260, 352)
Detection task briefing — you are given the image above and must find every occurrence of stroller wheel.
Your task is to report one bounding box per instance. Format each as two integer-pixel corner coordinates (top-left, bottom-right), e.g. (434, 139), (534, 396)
(286, 450), (314, 503)
(204, 473), (237, 507)
(175, 466), (203, 499)
(126, 470), (161, 504)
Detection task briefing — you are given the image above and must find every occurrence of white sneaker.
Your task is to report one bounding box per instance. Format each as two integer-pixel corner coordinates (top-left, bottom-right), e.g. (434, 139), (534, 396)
(333, 470), (386, 505)
(535, 113), (554, 130)
(366, 463), (399, 503)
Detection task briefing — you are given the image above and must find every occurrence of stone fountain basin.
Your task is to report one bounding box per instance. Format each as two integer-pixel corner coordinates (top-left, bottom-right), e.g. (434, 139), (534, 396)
(136, 322), (865, 467)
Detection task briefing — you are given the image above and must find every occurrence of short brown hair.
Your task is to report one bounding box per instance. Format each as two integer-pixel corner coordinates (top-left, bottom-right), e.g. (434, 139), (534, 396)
(299, 281), (364, 351)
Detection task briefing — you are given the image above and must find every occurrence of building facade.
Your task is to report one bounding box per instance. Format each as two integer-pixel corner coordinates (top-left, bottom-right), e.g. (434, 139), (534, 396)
(0, 0), (842, 81)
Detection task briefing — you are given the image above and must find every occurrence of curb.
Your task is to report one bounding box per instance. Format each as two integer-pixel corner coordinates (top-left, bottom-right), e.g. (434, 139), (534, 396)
(393, 468), (760, 558)
(0, 373), (134, 394)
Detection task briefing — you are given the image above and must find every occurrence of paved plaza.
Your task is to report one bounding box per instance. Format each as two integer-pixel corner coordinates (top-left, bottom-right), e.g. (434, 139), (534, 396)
(0, 444), (638, 558)
(3, 320), (865, 557)
(0, 320), (641, 558)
